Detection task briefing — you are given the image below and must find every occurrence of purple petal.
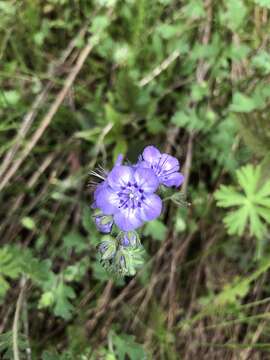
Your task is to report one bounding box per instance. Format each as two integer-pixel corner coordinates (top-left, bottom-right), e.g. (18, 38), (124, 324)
(162, 172), (184, 188)
(91, 201), (97, 209)
(139, 194), (162, 221)
(95, 186), (119, 215)
(94, 181), (107, 200)
(114, 208), (143, 231)
(142, 146), (161, 164)
(115, 154), (123, 166)
(135, 160), (150, 169)
(134, 167), (159, 193)
(107, 165), (134, 190)
(159, 154), (179, 171)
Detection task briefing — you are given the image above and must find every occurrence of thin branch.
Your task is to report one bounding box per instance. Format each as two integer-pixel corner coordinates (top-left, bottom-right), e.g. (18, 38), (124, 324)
(138, 49), (180, 87)
(182, 131), (194, 195)
(13, 278), (27, 360)
(0, 24), (88, 183)
(0, 36), (97, 192)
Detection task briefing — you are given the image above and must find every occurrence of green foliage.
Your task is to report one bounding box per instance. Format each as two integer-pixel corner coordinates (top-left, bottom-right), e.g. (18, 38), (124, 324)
(39, 278), (76, 320)
(252, 51), (270, 74)
(1, 0), (270, 357)
(21, 216), (36, 230)
(254, 0), (270, 8)
(0, 331), (28, 360)
(230, 93), (258, 113)
(207, 117), (238, 172)
(0, 247), (21, 299)
(143, 219), (167, 241)
(38, 260), (88, 320)
(63, 231), (88, 254)
(215, 164), (270, 255)
(0, 246), (50, 300)
(220, 0), (247, 31)
(109, 332), (146, 360)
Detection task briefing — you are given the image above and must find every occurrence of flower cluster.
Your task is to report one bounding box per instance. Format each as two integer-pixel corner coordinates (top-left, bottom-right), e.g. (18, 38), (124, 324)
(91, 145), (184, 276)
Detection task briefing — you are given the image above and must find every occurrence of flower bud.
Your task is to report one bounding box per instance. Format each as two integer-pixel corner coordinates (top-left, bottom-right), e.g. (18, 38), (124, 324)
(119, 231), (140, 248)
(98, 235), (116, 260)
(93, 209), (113, 233)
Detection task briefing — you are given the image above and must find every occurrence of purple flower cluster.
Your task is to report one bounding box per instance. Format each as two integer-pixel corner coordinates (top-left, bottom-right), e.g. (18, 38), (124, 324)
(92, 145), (184, 233)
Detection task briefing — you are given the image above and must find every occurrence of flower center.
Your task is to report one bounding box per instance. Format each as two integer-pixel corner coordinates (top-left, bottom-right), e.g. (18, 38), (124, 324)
(117, 182), (145, 210)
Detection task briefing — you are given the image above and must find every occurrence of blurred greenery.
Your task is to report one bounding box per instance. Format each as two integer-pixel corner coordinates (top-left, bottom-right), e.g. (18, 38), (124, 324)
(1, 0), (270, 358)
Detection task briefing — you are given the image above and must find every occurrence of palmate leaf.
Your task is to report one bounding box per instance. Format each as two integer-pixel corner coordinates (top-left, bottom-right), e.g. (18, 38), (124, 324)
(214, 164), (270, 241)
(110, 332), (146, 360)
(39, 274), (76, 320)
(54, 280), (76, 320)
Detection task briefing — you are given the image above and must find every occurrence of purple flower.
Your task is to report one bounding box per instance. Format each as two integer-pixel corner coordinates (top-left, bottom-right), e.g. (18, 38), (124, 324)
(94, 165), (162, 231)
(138, 145), (184, 188)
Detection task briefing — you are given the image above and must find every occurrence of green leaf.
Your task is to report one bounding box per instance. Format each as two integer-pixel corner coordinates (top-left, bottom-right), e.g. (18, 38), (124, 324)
(215, 278), (250, 306)
(143, 219), (167, 241)
(254, 0), (270, 9)
(0, 331), (27, 359)
(0, 1), (16, 14)
(113, 139), (127, 163)
(74, 127), (102, 143)
(90, 15), (110, 34)
(82, 206), (95, 234)
(0, 90), (20, 107)
(214, 186), (246, 207)
(0, 247), (21, 279)
(54, 280), (76, 320)
(171, 109), (204, 131)
(157, 24), (178, 40)
(111, 332), (146, 360)
(183, 0), (206, 19)
(21, 216), (36, 230)
(63, 232), (88, 254)
(220, 0), (247, 31)
(0, 247), (21, 299)
(39, 291), (55, 307)
(230, 92), (257, 113)
(215, 164), (270, 245)
(19, 248), (51, 284)
(252, 51), (270, 74)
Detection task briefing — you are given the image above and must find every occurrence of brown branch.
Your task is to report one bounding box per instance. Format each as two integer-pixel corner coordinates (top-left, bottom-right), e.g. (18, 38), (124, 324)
(0, 24), (88, 183)
(0, 33), (97, 192)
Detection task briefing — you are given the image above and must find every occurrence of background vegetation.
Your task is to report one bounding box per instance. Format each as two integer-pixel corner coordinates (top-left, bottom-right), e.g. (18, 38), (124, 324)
(1, 0), (270, 358)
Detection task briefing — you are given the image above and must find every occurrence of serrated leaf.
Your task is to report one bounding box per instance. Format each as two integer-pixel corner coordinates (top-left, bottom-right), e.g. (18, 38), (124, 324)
(215, 186), (246, 207)
(54, 280), (76, 320)
(215, 278), (250, 306)
(214, 164), (270, 244)
(111, 332), (146, 360)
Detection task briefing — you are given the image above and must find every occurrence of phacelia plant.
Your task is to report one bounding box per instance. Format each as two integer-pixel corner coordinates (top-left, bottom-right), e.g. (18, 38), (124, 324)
(91, 146), (184, 276)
